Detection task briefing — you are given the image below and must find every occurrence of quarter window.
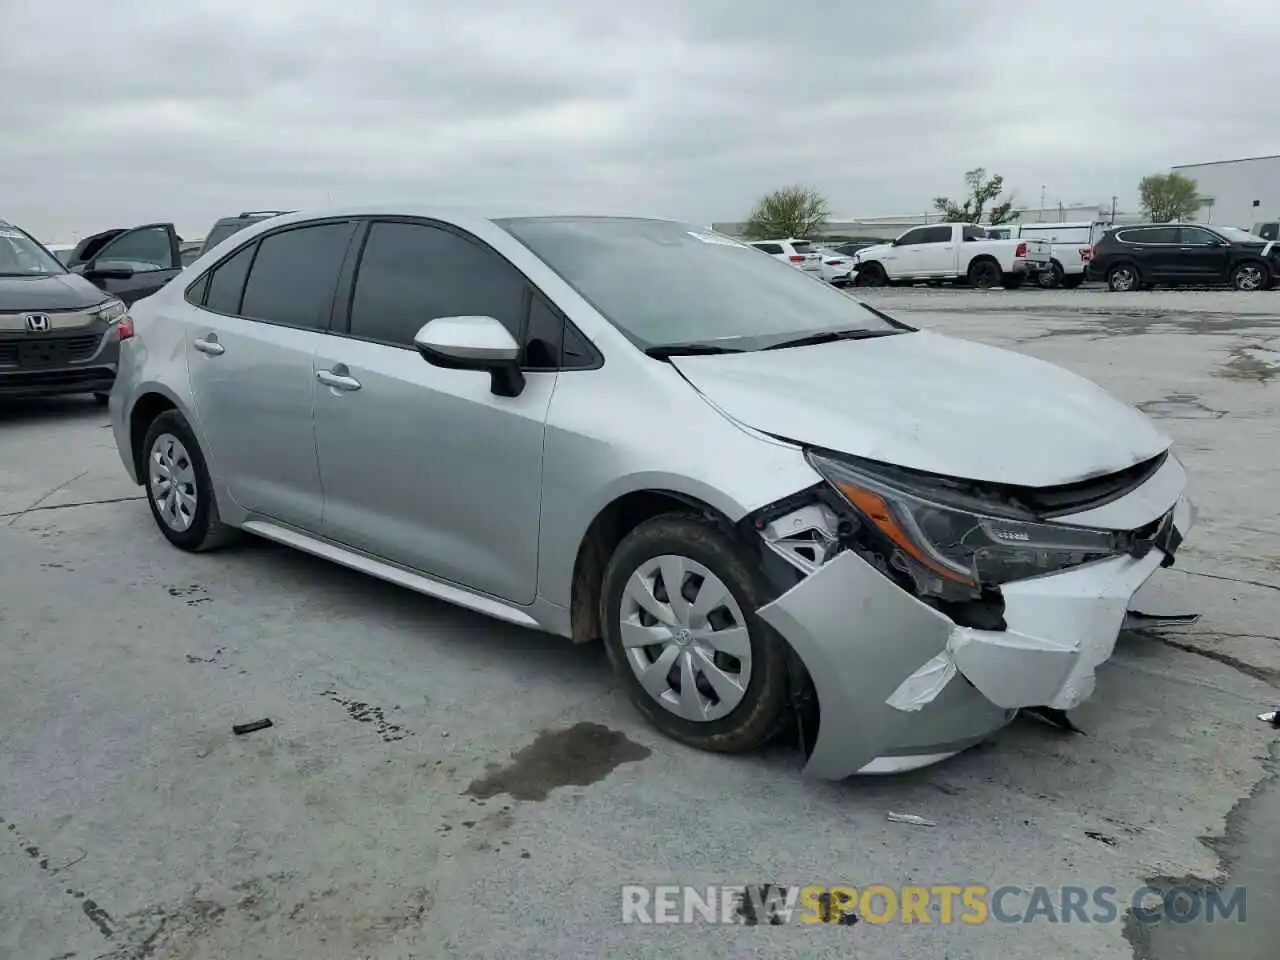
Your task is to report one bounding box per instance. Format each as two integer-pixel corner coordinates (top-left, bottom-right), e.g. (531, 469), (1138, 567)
(202, 242), (257, 315)
(348, 221), (526, 348)
(239, 222), (353, 330)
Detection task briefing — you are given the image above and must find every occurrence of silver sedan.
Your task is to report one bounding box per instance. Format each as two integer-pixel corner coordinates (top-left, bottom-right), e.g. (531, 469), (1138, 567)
(109, 208), (1195, 778)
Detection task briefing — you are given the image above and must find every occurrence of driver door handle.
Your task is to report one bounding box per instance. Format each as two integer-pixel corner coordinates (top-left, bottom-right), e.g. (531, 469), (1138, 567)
(193, 334), (224, 356)
(317, 367), (361, 391)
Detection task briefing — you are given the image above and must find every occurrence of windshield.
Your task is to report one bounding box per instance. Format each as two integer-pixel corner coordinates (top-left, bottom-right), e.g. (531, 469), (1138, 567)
(0, 222), (66, 276)
(1217, 226), (1269, 243)
(497, 217), (897, 351)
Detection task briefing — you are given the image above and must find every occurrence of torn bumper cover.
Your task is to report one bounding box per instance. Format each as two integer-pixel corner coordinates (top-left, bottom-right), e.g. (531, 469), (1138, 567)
(758, 491), (1195, 781)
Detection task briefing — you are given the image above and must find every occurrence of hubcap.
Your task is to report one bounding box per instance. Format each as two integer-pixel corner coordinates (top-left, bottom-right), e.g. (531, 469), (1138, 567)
(1238, 266), (1263, 290)
(148, 433), (198, 532)
(974, 264), (997, 288)
(1112, 268), (1134, 291)
(618, 554), (752, 722)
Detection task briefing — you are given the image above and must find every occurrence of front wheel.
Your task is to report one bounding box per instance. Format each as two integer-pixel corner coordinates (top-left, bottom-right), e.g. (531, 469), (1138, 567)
(141, 410), (239, 552)
(853, 263), (887, 287)
(1037, 261), (1064, 289)
(600, 514), (790, 754)
(1232, 261), (1268, 291)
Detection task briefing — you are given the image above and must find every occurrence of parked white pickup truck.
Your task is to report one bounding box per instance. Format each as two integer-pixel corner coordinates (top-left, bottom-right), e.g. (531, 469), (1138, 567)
(851, 223), (1051, 289)
(986, 221), (1107, 288)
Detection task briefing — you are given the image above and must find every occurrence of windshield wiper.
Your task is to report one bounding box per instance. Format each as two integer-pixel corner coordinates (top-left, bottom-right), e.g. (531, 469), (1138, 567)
(760, 328), (906, 351)
(645, 342), (745, 360)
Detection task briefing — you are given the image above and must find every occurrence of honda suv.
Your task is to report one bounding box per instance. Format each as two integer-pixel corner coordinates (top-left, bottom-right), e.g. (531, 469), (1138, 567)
(1086, 223), (1280, 291)
(0, 218), (130, 402)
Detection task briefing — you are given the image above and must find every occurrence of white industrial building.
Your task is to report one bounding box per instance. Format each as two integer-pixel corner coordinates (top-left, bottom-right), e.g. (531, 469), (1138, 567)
(1171, 154), (1280, 229)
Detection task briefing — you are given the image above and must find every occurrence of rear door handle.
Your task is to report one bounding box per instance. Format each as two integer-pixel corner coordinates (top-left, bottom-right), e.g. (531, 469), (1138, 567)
(193, 335), (224, 356)
(317, 367), (361, 391)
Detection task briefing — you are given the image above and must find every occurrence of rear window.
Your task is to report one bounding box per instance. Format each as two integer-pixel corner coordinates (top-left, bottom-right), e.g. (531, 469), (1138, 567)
(790, 241), (813, 253)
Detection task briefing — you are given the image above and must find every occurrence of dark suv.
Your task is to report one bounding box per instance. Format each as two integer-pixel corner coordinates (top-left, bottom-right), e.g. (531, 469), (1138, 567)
(198, 211), (292, 258)
(1, 219), (130, 402)
(1086, 223), (1280, 291)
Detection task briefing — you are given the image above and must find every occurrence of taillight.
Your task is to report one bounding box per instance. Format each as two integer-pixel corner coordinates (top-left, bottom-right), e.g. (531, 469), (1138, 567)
(788, 254), (806, 263)
(1015, 241), (1027, 258)
(116, 316), (134, 341)
(1081, 246), (1095, 263)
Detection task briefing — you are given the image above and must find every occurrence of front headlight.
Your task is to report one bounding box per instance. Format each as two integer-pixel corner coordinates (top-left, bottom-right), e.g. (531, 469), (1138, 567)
(807, 451), (1125, 597)
(92, 298), (127, 323)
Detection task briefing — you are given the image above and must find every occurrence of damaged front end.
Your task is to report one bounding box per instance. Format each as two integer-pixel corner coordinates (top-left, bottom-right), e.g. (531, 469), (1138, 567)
(746, 448), (1196, 780)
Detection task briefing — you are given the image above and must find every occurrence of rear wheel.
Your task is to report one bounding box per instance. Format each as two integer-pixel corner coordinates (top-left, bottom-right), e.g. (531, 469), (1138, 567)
(1232, 261), (1268, 291)
(1037, 261), (1064, 288)
(967, 258), (1001, 289)
(142, 410), (238, 552)
(1107, 263), (1140, 292)
(601, 514), (789, 754)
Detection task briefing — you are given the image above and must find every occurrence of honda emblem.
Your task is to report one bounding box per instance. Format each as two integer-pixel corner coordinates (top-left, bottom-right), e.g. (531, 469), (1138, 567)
(24, 313), (51, 332)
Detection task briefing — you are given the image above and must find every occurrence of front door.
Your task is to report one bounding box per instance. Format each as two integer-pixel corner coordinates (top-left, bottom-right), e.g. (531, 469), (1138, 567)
(185, 220), (356, 530)
(81, 223), (182, 304)
(313, 219), (553, 604)
(1176, 227), (1231, 282)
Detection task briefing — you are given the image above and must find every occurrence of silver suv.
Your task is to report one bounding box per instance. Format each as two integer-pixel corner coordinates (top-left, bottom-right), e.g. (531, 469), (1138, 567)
(110, 208), (1195, 779)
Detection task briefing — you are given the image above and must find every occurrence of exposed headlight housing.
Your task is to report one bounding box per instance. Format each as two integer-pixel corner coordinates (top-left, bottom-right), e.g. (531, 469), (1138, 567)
(92, 298), (127, 324)
(807, 450), (1126, 599)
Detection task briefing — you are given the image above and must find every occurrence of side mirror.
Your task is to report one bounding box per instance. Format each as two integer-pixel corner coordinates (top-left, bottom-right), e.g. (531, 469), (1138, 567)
(86, 262), (135, 280)
(414, 315), (525, 398)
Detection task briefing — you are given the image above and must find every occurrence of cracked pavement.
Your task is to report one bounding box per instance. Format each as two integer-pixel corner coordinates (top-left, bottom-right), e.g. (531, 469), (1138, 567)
(2, 287), (1278, 959)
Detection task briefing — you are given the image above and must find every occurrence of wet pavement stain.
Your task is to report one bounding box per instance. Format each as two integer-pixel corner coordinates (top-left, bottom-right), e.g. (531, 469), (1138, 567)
(1216, 344), (1280, 383)
(1136, 394), (1228, 419)
(464, 721), (651, 802)
(322, 690), (411, 742)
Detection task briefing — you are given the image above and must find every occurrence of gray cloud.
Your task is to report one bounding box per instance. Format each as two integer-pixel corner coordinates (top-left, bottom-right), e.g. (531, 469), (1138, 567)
(1, 0), (1274, 241)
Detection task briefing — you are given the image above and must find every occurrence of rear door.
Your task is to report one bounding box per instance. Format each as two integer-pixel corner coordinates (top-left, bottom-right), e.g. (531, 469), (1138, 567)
(81, 223), (182, 304)
(184, 220), (357, 530)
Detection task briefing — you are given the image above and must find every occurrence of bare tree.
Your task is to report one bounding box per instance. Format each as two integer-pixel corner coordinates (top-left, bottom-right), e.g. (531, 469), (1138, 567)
(742, 186), (831, 239)
(933, 168), (1020, 225)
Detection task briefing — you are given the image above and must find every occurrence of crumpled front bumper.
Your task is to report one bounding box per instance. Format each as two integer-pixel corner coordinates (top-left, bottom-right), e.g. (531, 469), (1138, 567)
(758, 468), (1195, 781)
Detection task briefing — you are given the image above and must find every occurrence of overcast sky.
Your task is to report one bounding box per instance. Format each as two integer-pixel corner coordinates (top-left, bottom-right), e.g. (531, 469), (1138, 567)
(1, 0), (1274, 241)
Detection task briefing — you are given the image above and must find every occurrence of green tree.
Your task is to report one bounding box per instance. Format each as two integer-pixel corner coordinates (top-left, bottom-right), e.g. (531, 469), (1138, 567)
(742, 186), (831, 239)
(933, 168), (1020, 225)
(1138, 172), (1200, 222)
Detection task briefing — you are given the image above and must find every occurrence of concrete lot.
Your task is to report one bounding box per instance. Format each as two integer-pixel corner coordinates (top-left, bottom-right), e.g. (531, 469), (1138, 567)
(1, 288), (1277, 959)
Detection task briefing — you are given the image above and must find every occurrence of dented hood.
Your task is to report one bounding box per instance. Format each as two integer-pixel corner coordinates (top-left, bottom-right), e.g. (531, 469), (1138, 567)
(670, 330), (1170, 487)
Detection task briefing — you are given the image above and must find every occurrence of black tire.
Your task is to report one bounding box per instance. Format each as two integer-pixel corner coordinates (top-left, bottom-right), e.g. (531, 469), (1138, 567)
(1002, 273), (1025, 289)
(600, 513), (790, 754)
(1037, 261), (1064, 289)
(1107, 262), (1141, 292)
(967, 258), (1000, 289)
(92, 392), (110, 406)
(1061, 273), (1084, 289)
(853, 262), (887, 287)
(140, 409), (238, 552)
(1231, 260), (1269, 291)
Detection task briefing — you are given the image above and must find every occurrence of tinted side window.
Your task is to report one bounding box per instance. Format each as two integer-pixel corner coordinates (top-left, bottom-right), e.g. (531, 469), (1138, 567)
(896, 228), (929, 245)
(185, 271), (211, 306)
(962, 225), (989, 241)
(754, 243), (783, 255)
(1179, 227), (1219, 246)
(96, 226), (174, 271)
(1120, 227), (1176, 244)
(203, 242), (257, 315)
(348, 221), (526, 347)
(240, 222), (353, 330)
(1257, 222), (1279, 241)
(920, 226), (952, 243)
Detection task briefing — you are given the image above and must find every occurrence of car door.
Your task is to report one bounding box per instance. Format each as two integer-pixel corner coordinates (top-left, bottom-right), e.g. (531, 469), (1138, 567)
(313, 218), (558, 605)
(184, 220), (357, 531)
(1121, 226), (1179, 281)
(1176, 226), (1231, 282)
(880, 227), (932, 278)
(79, 223), (182, 304)
(914, 225), (957, 275)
